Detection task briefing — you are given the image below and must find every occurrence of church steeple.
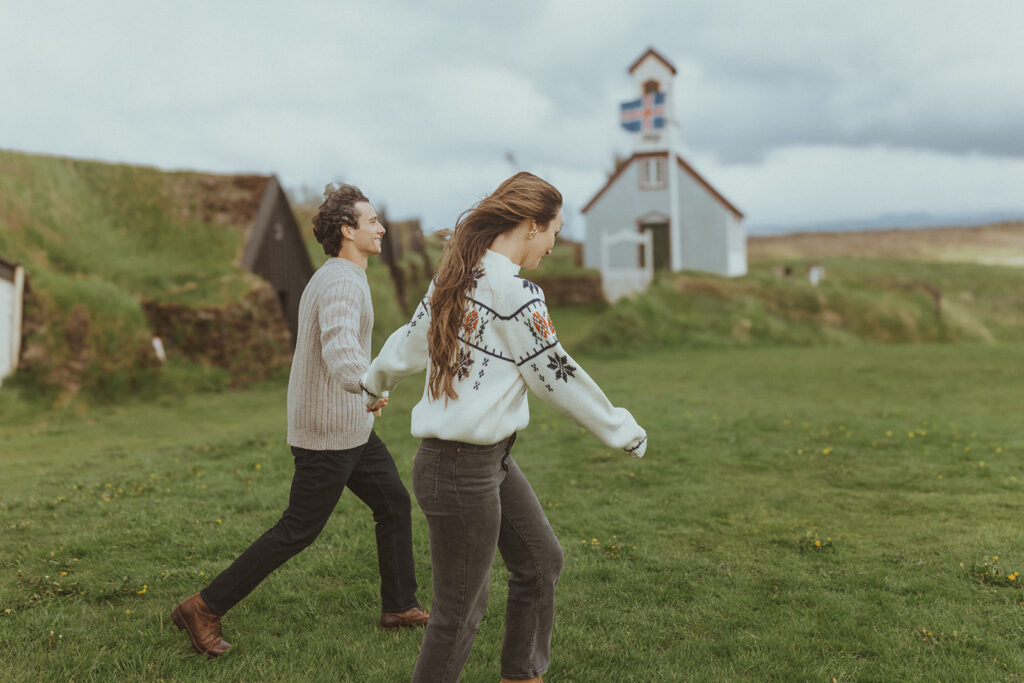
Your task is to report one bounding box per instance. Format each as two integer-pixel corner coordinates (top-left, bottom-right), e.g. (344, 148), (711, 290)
(625, 47), (677, 152)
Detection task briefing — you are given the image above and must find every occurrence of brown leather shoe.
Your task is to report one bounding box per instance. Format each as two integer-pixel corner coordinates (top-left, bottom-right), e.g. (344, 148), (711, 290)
(380, 605), (430, 630)
(171, 593), (232, 657)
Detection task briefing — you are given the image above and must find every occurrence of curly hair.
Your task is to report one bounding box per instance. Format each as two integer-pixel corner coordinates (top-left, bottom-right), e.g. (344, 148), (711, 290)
(312, 183), (369, 257)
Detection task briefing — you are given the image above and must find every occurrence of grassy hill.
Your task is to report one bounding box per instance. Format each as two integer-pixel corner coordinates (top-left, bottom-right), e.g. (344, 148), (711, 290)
(0, 150), (284, 401)
(1, 150), (441, 403)
(4, 148), (1022, 402)
(0, 149), (270, 306)
(573, 225), (1024, 354)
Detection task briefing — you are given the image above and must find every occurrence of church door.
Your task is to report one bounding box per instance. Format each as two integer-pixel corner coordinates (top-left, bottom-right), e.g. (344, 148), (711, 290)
(638, 223), (670, 270)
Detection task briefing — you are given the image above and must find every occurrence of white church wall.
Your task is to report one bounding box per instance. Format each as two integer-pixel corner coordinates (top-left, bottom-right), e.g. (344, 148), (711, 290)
(675, 164), (741, 276)
(631, 59), (672, 92)
(583, 160), (669, 269)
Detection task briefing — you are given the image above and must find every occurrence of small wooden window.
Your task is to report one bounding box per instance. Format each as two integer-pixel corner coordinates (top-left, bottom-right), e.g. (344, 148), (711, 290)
(638, 157), (667, 190)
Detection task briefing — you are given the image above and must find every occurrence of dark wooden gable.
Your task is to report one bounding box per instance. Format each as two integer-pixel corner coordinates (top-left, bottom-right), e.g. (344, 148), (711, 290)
(241, 176), (314, 345)
(0, 256), (19, 283)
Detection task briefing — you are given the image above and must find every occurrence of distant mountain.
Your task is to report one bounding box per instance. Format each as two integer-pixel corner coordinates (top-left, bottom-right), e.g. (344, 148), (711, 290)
(748, 210), (1024, 236)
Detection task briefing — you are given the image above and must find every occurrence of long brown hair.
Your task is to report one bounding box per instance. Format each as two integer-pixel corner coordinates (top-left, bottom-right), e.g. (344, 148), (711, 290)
(428, 172), (562, 401)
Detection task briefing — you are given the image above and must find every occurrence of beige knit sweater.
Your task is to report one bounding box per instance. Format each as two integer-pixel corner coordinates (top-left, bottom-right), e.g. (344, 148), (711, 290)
(287, 257), (374, 450)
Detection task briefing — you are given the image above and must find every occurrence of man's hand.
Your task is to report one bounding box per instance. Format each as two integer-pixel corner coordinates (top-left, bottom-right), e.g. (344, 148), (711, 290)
(367, 397), (389, 416)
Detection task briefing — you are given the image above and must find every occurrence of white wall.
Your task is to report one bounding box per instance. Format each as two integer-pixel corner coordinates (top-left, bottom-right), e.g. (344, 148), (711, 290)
(0, 280), (15, 381)
(584, 159), (670, 268)
(0, 266), (24, 384)
(584, 155), (747, 278)
(675, 163), (748, 277)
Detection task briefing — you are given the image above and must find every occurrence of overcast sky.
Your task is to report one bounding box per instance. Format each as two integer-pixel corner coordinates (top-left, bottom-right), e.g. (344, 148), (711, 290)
(2, 0), (1022, 237)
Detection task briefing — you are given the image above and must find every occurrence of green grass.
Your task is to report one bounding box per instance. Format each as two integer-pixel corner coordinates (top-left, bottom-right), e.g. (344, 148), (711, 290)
(2, 342), (1023, 681)
(0, 150), (259, 307)
(0, 150), (286, 398)
(578, 257), (1024, 354)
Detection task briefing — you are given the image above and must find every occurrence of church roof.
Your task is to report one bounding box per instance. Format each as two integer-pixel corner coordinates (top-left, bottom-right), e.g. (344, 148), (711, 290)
(581, 151), (744, 220)
(628, 47), (677, 76)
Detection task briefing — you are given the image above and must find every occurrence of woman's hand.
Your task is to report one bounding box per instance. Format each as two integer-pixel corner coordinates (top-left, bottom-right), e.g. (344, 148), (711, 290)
(367, 397), (389, 416)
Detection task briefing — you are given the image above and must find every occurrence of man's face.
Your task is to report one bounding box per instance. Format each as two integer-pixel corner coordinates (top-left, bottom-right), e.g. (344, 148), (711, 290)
(522, 209), (563, 270)
(347, 201), (385, 256)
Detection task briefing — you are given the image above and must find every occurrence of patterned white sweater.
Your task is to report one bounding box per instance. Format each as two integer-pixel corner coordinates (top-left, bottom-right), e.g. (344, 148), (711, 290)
(362, 250), (647, 457)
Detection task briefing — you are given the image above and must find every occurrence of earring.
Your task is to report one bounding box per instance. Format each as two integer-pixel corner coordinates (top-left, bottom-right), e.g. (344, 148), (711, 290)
(526, 229), (538, 240)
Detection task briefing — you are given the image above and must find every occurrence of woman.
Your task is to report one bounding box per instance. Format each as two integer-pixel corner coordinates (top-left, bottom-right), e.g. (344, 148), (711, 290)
(362, 172), (647, 682)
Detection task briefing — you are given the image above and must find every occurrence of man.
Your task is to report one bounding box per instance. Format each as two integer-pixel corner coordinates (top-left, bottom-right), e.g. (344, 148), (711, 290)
(171, 183), (428, 657)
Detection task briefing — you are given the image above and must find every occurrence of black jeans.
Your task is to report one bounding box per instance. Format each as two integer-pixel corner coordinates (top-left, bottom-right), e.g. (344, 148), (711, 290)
(411, 435), (564, 682)
(201, 431), (419, 616)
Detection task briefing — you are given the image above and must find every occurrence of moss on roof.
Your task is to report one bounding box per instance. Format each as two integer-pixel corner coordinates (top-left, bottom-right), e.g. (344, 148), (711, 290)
(0, 148), (271, 307)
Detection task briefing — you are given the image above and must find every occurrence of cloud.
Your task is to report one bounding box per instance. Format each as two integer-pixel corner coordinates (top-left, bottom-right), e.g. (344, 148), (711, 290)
(1, 0), (1022, 231)
(689, 144), (1024, 226)
(650, 0), (1024, 161)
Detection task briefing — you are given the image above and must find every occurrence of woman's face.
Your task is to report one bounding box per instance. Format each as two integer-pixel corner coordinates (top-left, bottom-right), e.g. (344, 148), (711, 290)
(522, 209), (563, 270)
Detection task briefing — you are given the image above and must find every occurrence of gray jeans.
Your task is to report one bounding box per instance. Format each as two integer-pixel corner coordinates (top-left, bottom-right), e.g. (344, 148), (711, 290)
(411, 435), (564, 682)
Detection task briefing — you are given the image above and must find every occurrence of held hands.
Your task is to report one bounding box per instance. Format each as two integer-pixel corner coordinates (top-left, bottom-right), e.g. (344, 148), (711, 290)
(367, 397), (389, 417)
(361, 382), (390, 416)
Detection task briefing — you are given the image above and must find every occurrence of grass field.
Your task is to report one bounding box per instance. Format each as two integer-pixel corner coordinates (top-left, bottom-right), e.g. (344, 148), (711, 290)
(2, 340), (1023, 681)
(748, 222), (1024, 266)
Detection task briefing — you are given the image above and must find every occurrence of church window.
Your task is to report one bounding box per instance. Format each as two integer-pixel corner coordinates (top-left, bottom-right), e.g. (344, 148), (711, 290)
(638, 156), (667, 190)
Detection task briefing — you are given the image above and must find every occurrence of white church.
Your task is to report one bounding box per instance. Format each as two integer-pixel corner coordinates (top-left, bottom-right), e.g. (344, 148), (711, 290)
(582, 48), (746, 300)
